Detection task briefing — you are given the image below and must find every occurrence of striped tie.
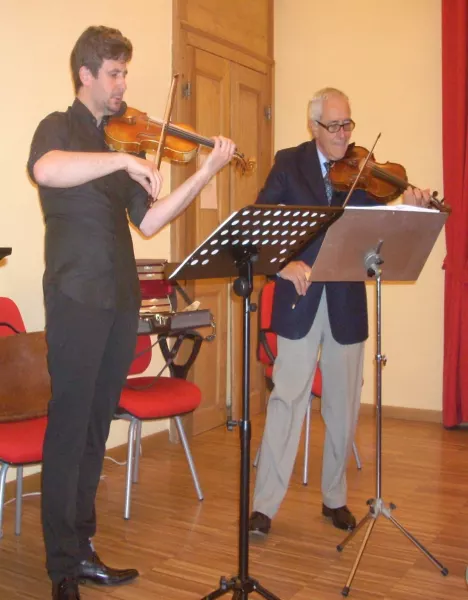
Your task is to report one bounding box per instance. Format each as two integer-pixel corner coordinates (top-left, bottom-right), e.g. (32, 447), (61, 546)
(324, 161), (333, 204)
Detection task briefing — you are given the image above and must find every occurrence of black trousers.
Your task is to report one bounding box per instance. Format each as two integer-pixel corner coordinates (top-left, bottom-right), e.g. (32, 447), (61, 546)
(41, 289), (138, 582)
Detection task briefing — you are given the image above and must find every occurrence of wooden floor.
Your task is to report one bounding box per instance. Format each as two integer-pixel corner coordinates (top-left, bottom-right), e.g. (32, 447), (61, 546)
(1, 413), (468, 599)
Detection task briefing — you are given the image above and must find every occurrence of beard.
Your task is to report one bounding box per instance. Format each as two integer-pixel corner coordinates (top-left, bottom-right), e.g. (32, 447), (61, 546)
(104, 95), (125, 116)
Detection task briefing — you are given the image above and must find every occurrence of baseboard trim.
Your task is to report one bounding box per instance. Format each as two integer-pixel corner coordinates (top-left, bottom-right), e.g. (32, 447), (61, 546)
(360, 402), (442, 423)
(310, 397), (442, 423)
(4, 428), (168, 502)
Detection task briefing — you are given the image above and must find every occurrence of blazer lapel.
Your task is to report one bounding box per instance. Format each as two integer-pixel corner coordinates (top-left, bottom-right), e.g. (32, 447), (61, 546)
(298, 140), (328, 207)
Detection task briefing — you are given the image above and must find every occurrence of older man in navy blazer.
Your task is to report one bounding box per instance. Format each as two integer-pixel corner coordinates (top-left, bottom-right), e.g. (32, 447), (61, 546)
(249, 87), (429, 536)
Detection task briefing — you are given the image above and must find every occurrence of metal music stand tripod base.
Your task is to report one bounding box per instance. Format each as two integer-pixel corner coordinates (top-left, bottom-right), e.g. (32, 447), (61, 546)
(333, 240), (448, 597)
(203, 577), (279, 600)
(166, 204), (343, 600)
(337, 498), (448, 598)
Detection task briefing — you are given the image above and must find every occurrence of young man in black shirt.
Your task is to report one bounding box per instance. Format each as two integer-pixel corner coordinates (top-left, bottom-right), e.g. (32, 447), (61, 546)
(28, 25), (235, 600)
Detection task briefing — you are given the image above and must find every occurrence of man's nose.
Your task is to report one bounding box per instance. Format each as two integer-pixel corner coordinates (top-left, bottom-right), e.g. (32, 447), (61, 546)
(337, 127), (346, 139)
(118, 76), (127, 92)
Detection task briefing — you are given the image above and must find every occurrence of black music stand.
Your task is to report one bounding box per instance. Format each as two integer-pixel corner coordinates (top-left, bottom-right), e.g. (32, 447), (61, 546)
(0, 248), (12, 262)
(166, 204), (343, 600)
(308, 205), (449, 596)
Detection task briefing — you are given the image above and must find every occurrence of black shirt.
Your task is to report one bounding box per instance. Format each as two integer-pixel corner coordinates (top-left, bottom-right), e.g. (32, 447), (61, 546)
(27, 99), (148, 311)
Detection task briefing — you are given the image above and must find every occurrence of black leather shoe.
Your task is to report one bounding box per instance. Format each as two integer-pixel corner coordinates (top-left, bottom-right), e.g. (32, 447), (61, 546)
(248, 511), (271, 537)
(52, 577), (81, 599)
(322, 504), (356, 530)
(77, 551), (139, 586)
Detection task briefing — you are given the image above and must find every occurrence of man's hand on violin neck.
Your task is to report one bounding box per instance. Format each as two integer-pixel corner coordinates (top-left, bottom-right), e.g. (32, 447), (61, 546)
(279, 261), (312, 296)
(125, 154), (163, 200)
(403, 186), (431, 207)
(202, 136), (236, 175)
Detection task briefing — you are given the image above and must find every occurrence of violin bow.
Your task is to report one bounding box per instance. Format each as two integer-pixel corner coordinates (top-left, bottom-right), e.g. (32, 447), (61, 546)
(341, 132), (381, 208)
(148, 73), (179, 206)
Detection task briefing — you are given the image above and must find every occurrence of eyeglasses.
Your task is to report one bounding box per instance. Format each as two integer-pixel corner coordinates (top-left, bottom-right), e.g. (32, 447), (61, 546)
(316, 119), (355, 133)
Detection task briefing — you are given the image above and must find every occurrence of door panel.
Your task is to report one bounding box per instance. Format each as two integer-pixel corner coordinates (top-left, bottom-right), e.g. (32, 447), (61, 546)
(230, 62), (271, 419)
(190, 48), (231, 434)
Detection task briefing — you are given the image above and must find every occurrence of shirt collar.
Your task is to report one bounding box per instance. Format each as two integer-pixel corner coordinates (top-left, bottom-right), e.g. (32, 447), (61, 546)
(316, 145), (329, 175)
(71, 98), (108, 129)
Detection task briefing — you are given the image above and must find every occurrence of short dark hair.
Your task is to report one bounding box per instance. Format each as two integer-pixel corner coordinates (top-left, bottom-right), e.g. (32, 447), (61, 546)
(70, 26), (133, 93)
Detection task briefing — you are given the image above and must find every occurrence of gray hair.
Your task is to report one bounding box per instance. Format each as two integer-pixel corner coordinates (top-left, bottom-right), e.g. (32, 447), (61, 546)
(307, 87), (350, 123)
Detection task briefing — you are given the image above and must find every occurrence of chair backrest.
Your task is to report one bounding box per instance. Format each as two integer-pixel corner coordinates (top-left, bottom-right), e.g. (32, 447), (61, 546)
(257, 280), (323, 398)
(0, 297), (50, 421)
(128, 335), (152, 376)
(257, 280), (277, 367)
(0, 297), (26, 336)
(0, 331), (50, 422)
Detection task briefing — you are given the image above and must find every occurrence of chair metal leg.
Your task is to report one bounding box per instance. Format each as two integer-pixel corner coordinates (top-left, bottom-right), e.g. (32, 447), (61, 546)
(15, 466), (23, 536)
(0, 462), (10, 539)
(124, 419), (138, 520)
(301, 396), (362, 487)
(173, 416), (204, 501)
(352, 441), (362, 470)
(132, 420), (143, 484)
(253, 446), (260, 468)
(302, 398), (312, 485)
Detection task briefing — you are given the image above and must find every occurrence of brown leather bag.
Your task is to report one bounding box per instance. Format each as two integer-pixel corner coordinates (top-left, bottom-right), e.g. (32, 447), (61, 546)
(0, 331), (51, 422)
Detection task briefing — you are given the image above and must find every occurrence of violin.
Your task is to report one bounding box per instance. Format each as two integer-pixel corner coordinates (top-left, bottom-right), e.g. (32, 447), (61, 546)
(329, 143), (450, 213)
(104, 106), (256, 175)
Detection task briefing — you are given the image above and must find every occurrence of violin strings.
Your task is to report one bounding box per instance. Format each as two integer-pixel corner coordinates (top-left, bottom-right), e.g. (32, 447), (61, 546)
(148, 116), (243, 162)
(148, 116), (214, 148)
(369, 162), (408, 190)
(369, 161), (444, 209)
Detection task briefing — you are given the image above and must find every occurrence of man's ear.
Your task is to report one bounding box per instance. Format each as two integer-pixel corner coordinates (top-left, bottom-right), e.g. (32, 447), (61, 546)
(79, 65), (93, 88)
(308, 120), (318, 138)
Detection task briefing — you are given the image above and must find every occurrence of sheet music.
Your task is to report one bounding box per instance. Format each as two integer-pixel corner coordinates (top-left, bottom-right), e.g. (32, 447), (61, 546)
(346, 204), (438, 213)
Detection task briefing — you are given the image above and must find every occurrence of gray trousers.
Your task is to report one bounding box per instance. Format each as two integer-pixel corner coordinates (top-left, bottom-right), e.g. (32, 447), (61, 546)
(253, 290), (364, 518)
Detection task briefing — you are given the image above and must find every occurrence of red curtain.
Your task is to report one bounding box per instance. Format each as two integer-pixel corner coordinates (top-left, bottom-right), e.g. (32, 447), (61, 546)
(442, 0), (468, 427)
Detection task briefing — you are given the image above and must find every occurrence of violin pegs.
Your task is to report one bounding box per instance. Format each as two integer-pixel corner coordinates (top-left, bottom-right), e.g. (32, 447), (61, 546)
(246, 157), (256, 173)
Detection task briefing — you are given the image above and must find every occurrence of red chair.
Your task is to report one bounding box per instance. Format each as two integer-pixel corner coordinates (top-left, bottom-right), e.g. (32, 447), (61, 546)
(0, 298), (49, 537)
(116, 331), (204, 519)
(256, 281), (362, 485)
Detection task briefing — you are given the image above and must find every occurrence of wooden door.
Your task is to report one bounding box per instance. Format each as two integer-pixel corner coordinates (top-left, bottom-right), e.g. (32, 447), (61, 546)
(172, 42), (272, 434)
(185, 47), (232, 434)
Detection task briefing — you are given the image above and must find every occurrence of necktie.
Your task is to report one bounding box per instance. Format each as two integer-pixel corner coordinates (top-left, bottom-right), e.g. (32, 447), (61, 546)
(324, 161), (333, 204)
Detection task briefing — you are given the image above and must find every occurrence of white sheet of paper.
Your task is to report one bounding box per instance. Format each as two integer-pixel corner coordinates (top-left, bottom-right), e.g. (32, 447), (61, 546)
(346, 204), (437, 213)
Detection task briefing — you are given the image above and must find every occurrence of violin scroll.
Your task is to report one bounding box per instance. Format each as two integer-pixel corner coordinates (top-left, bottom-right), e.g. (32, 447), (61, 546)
(234, 154), (256, 175)
(426, 191), (451, 214)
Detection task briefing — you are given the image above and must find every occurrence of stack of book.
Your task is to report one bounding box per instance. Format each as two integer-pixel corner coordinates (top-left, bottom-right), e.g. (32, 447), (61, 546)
(136, 259), (174, 315)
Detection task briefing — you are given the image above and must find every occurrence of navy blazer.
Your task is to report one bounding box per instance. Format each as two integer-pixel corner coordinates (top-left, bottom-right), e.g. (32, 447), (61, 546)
(256, 140), (376, 344)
